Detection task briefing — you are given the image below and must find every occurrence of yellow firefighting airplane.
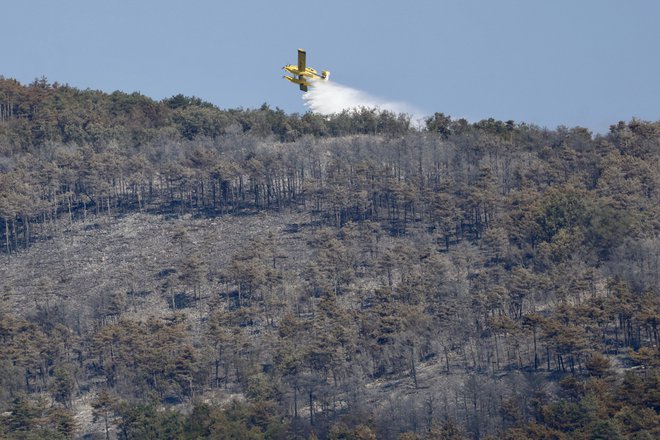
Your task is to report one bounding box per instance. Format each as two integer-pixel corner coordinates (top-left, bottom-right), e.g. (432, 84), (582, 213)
(282, 49), (329, 92)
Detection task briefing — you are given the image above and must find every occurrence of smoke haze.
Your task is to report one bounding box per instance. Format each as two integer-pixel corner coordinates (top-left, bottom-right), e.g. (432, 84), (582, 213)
(302, 79), (423, 120)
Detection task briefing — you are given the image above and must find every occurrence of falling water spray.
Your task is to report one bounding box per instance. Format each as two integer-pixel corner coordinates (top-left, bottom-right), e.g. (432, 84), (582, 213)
(302, 79), (424, 121)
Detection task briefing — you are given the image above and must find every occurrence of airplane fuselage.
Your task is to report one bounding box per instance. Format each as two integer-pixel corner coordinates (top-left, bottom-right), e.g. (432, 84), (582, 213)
(282, 49), (329, 92)
(283, 65), (321, 78)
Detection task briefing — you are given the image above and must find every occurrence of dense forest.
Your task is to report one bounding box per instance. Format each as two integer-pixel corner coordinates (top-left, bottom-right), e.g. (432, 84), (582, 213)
(0, 76), (658, 439)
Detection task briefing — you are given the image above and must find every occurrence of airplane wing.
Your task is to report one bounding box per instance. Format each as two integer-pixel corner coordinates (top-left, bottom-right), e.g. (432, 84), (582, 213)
(297, 49), (306, 73)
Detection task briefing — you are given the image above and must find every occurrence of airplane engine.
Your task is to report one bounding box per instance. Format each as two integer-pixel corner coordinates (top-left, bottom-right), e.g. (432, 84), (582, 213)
(321, 71), (330, 80)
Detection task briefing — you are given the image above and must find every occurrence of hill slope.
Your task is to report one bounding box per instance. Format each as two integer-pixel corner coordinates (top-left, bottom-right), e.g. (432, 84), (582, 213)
(0, 78), (659, 439)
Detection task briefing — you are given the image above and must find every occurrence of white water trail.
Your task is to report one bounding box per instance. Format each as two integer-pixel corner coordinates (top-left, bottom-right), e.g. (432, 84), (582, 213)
(302, 79), (424, 121)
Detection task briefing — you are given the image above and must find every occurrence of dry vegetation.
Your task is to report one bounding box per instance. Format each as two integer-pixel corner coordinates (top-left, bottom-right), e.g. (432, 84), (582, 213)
(0, 78), (658, 439)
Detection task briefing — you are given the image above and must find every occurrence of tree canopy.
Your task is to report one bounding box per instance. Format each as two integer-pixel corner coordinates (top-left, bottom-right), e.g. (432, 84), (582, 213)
(0, 76), (659, 439)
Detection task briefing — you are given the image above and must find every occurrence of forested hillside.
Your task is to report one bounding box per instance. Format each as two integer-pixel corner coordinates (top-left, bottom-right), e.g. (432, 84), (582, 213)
(0, 77), (658, 439)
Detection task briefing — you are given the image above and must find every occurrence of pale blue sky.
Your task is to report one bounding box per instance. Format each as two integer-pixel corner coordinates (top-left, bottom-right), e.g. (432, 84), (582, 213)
(3, 0), (659, 133)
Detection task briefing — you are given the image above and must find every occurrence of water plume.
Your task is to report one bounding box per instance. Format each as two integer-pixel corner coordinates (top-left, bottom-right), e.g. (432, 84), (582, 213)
(302, 78), (423, 120)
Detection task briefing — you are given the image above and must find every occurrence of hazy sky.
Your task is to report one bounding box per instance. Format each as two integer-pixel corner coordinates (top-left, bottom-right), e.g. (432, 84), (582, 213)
(3, 0), (659, 133)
